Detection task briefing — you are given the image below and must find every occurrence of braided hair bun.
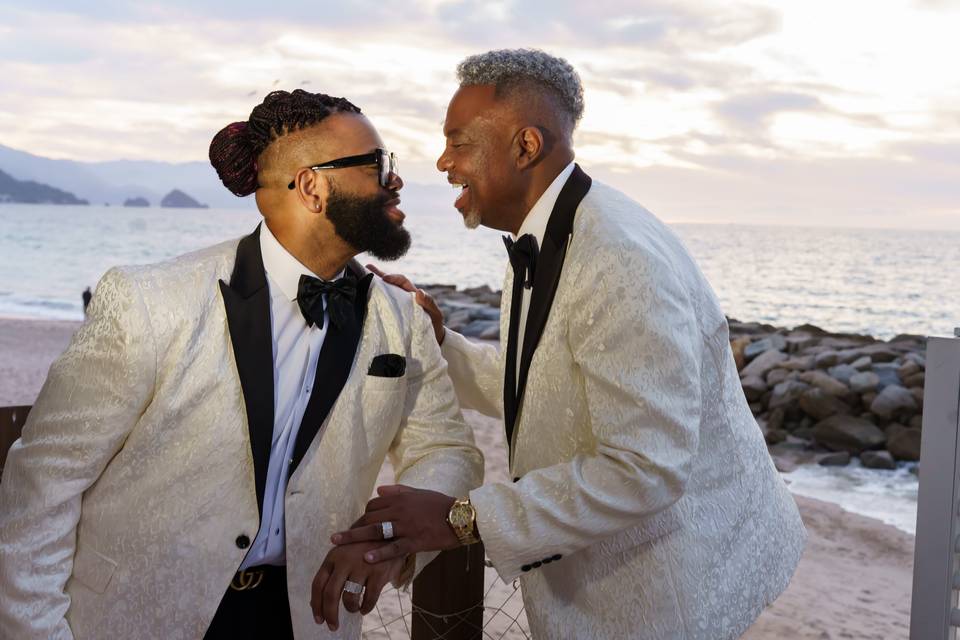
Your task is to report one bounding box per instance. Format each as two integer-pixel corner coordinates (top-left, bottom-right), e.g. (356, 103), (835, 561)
(209, 89), (362, 197)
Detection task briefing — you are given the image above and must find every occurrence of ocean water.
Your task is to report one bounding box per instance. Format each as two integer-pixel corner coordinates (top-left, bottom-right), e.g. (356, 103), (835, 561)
(2, 203), (958, 340)
(782, 460), (919, 534)
(1, 203), (953, 534)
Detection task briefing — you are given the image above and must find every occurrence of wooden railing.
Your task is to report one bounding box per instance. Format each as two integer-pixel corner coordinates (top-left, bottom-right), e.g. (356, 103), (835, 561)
(0, 404), (484, 639)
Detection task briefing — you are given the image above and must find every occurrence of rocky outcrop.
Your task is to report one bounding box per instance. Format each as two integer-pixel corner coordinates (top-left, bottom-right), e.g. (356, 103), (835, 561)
(160, 189), (207, 209)
(0, 168), (88, 204)
(422, 284), (927, 471)
(123, 196), (150, 207)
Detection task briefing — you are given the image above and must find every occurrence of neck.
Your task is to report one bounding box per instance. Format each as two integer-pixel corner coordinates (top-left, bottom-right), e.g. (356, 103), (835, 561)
(508, 152), (574, 235)
(265, 217), (356, 280)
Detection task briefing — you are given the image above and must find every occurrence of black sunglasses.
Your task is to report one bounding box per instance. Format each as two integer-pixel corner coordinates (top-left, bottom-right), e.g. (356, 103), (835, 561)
(287, 148), (398, 190)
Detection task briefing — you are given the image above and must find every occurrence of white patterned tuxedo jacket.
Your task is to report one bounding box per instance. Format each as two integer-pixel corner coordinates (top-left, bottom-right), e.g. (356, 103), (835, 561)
(441, 166), (806, 639)
(0, 226), (484, 639)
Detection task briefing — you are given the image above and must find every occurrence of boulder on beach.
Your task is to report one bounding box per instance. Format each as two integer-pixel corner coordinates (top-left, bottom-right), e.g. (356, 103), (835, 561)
(781, 355), (815, 371)
(766, 368), (794, 386)
(799, 388), (851, 421)
(887, 428), (922, 461)
(861, 450), (897, 470)
(870, 385), (917, 421)
(903, 372), (925, 388)
(741, 349), (788, 379)
(740, 376), (768, 402)
(818, 451), (851, 466)
(769, 380), (810, 410)
(744, 335), (787, 360)
(827, 363), (858, 384)
(812, 415), (886, 453)
(799, 370), (850, 396)
(849, 371), (880, 394)
(730, 336), (751, 371)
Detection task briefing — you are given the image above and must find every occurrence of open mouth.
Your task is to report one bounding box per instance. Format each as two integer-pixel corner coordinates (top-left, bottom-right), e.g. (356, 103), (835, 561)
(451, 181), (470, 211)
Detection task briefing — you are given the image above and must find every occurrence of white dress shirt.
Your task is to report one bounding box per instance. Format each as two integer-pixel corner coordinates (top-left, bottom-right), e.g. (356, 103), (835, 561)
(239, 223), (341, 569)
(511, 161), (575, 388)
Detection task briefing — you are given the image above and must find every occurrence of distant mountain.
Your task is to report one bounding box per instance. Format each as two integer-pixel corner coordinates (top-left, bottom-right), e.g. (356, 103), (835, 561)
(123, 196), (150, 207)
(0, 168), (88, 204)
(161, 189), (207, 209)
(0, 142), (460, 216)
(0, 143), (251, 209)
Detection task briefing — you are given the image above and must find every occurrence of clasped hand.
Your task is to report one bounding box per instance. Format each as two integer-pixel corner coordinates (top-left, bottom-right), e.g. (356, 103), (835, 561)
(310, 540), (403, 632)
(310, 485), (460, 630)
(332, 484), (460, 563)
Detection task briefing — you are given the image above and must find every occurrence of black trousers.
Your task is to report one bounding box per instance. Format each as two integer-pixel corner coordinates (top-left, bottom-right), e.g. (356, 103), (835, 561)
(204, 565), (294, 640)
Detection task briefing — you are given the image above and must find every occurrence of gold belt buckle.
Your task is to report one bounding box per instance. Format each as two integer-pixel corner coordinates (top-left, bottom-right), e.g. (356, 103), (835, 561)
(230, 569), (265, 591)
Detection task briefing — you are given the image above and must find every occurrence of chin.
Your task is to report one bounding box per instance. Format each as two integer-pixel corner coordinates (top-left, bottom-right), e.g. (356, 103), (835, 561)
(462, 209), (483, 230)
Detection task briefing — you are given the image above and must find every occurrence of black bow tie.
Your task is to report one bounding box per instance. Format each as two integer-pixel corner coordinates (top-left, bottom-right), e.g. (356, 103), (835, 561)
(503, 234), (539, 289)
(297, 273), (358, 331)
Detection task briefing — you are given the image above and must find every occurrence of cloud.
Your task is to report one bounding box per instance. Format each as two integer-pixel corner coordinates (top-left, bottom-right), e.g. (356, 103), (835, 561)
(894, 141), (960, 166)
(428, 0), (781, 49)
(714, 91), (823, 128)
(1, 0), (957, 230)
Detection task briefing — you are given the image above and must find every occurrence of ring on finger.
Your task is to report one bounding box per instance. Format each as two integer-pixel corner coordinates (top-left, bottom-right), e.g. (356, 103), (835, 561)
(381, 521), (395, 540)
(343, 580), (364, 595)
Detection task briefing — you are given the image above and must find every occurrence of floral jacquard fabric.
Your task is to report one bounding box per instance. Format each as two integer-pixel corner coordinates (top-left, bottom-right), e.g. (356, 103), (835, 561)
(441, 180), (806, 639)
(0, 238), (483, 640)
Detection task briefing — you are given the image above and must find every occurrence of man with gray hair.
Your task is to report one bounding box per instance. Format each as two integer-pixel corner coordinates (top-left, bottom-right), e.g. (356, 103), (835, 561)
(324, 48), (806, 639)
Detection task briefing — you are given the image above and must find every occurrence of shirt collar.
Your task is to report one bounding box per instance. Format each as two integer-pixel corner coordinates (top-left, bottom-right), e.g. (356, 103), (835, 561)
(514, 161), (576, 245)
(259, 222), (342, 302)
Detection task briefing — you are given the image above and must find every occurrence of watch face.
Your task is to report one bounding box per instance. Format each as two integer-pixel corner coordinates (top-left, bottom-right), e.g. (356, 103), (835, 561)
(450, 506), (470, 528)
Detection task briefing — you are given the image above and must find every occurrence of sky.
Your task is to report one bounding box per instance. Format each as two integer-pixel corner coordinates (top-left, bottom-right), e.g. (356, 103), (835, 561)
(1, 0), (958, 230)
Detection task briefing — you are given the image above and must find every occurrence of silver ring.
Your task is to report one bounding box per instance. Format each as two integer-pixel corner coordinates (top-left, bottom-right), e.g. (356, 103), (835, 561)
(381, 521), (395, 540)
(343, 580), (364, 595)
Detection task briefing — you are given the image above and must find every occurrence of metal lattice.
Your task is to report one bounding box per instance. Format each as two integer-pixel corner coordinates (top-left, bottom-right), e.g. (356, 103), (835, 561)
(362, 561), (529, 639)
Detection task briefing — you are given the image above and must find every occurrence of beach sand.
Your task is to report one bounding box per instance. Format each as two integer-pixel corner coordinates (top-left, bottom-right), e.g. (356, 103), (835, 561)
(0, 317), (916, 639)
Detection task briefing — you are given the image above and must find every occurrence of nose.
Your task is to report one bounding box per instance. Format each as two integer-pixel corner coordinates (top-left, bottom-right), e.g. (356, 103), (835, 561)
(387, 170), (403, 191)
(436, 148), (452, 173)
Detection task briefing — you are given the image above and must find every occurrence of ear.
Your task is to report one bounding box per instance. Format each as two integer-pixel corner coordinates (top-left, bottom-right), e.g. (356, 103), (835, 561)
(514, 126), (544, 170)
(292, 168), (330, 215)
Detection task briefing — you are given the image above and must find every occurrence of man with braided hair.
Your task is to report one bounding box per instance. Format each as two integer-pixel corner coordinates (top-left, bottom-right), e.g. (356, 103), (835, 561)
(0, 89), (483, 639)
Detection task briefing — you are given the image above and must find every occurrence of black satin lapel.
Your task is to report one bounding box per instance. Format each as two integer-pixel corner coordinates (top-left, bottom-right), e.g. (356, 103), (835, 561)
(219, 223), (274, 514)
(290, 269), (374, 471)
(516, 165), (592, 409)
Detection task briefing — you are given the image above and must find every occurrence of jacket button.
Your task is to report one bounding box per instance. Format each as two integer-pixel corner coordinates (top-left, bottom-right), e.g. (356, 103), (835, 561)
(236, 535), (251, 549)
(551, 554), (562, 561)
(543, 557), (553, 564)
(521, 564), (532, 572)
(532, 561), (542, 568)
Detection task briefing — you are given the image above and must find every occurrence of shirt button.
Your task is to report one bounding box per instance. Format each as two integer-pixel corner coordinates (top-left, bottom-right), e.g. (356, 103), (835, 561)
(235, 535), (250, 549)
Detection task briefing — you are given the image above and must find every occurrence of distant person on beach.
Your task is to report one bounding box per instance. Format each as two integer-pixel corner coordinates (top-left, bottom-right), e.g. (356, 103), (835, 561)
(329, 49), (808, 639)
(0, 89), (482, 639)
(81, 286), (91, 315)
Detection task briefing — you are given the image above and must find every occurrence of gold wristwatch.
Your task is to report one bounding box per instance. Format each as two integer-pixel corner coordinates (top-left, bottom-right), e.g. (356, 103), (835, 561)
(447, 496), (481, 546)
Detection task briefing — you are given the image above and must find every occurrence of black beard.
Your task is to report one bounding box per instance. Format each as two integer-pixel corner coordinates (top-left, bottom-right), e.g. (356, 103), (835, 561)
(325, 184), (411, 261)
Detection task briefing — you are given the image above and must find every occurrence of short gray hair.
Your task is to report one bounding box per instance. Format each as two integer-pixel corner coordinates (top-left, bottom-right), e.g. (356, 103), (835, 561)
(456, 48), (584, 128)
